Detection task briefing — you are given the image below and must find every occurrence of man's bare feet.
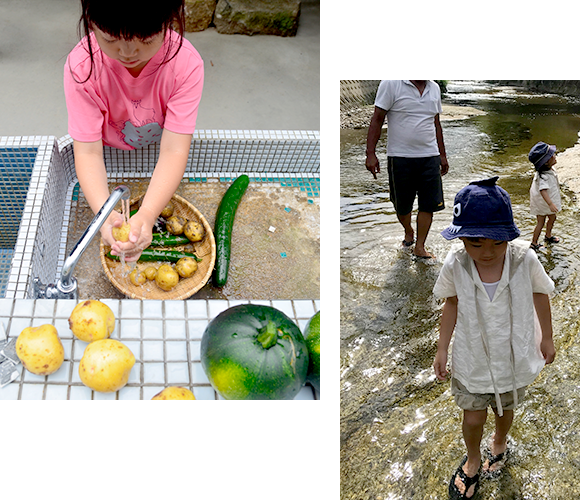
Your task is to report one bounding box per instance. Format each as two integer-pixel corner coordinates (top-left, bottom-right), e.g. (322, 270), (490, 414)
(413, 245), (435, 259)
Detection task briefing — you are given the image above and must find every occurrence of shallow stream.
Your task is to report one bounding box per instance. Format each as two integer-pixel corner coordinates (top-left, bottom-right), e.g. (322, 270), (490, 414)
(340, 81), (580, 499)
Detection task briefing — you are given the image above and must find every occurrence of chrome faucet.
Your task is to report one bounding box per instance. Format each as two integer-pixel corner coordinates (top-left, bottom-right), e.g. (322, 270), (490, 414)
(33, 185), (130, 300)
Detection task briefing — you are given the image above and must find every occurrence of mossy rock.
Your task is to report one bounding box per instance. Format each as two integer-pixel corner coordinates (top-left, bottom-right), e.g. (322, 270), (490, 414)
(215, 0), (301, 36)
(184, 0), (217, 32)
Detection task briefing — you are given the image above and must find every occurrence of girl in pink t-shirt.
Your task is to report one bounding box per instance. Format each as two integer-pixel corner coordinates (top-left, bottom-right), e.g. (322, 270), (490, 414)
(64, 0), (204, 261)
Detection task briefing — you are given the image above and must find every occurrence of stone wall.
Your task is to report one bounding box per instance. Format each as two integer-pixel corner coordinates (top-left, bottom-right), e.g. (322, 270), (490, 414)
(340, 80), (380, 111)
(185, 0), (301, 36)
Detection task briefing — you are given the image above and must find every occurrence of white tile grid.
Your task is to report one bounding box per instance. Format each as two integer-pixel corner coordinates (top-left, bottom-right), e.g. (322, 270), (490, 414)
(4, 137), (57, 299)
(0, 298), (319, 401)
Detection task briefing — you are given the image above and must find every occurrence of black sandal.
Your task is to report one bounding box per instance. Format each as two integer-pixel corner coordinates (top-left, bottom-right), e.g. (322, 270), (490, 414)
(482, 446), (508, 479)
(449, 456), (481, 500)
(544, 235), (560, 244)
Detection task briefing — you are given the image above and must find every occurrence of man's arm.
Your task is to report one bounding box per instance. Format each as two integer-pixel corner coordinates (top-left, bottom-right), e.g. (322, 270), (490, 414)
(365, 106), (387, 179)
(434, 114), (449, 175)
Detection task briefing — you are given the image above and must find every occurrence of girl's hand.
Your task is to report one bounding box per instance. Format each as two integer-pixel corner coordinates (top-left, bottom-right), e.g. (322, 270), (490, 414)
(433, 350), (449, 380)
(541, 338), (556, 364)
(101, 211), (125, 248)
(549, 203), (559, 213)
(110, 210), (154, 262)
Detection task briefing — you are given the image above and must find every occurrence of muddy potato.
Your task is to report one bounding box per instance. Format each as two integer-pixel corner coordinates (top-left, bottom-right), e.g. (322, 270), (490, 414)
(152, 387), (196, 400)
(166, 215), (186, 235)
(69, 300), (115, 342)
(155, 264), (180, 291)
(175, 257), (198, 278)
(112, 222), (131, 242)
(160, 202), (174, 219)
(129, 268), (146, 286)
(144, 266), (157, 280)
(79, 339), (135, 392)
(184, 220), (205, 242)
(16, 324), (64, 375)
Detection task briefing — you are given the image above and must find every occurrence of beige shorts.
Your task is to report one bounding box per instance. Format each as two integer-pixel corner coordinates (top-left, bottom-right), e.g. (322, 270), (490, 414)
(451, 378), (526, 412)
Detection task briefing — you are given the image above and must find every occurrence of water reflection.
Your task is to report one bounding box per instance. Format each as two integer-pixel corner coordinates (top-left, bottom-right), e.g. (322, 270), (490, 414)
(340, 81), (580, 499)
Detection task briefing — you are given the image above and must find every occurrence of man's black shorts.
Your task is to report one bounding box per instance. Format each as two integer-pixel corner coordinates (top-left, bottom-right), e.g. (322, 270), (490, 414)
(387, 156), (445, 215)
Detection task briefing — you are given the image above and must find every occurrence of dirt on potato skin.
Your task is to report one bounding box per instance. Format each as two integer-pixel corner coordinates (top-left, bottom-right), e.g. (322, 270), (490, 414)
(67, 179), (320, 301)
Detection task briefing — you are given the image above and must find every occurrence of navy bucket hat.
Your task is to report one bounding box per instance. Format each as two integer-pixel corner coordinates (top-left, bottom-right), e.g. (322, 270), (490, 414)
(529, 141), (556, 168)
(441, 177), (521, 241)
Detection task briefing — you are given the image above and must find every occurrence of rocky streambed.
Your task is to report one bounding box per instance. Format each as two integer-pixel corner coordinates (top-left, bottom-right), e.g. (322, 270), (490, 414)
(340, 103), (485, 129)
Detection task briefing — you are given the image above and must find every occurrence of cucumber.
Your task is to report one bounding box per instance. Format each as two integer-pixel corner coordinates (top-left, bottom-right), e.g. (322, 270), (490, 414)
(213, 175), (249, 287)
(150, 232), (190, 247)
(106, 248), (202, 263)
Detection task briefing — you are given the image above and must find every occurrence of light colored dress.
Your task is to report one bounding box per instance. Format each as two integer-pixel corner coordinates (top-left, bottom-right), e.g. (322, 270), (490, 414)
(530, 168), (561, 216)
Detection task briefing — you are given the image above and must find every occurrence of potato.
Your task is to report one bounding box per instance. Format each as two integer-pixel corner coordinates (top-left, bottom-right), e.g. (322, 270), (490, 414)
(160, 202), (174, 219)
(112, 222), (131, 242)
(175, 257), (198, 278)
(69, 300), (115, 342)
(166, 215), (186, 235)
(79, 339), (135, 392)
(152, 387), (196, 400)
(144, 266), (157, 280)
(155, 264), (180, 291)
(16, 324), (64, 375)
(184, 220), (205, 242)
(129, 268), (146, 286)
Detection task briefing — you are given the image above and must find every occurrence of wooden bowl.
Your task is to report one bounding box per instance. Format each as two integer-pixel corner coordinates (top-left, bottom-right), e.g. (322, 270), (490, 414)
(100, 194), (216, 300)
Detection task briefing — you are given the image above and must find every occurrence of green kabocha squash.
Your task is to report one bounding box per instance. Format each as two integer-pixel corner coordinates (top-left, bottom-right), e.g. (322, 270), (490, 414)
(200, 304), (309, 400)
(304, 310), (320, 393)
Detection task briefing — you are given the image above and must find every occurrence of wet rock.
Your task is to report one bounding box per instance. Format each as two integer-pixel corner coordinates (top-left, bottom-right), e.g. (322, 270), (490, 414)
(214, 0), (301, 36)
(184, 0), (216, 32)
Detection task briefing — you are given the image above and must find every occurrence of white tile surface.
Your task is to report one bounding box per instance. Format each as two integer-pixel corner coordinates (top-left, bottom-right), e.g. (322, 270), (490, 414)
(167, 362), (189, 384)
(120, 319), (141, 339)
(188, 319), (209, 339)
(164, 318), (186, 339)
(142, 341), (164, 361)
(142, 320), (163, 340)
(144, 362), (165, 384)
(1, 298), (318, 400)
(166, 341), (187, 362)
(45, 384), (69, 400)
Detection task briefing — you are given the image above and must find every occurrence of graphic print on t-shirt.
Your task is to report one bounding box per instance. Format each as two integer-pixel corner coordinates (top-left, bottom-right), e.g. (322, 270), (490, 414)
(111, 99), (163, 148)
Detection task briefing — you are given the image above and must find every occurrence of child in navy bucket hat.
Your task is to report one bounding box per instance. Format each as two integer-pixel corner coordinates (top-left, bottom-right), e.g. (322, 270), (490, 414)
(433, 177), (556, 499)
(528, 141), (561, 251)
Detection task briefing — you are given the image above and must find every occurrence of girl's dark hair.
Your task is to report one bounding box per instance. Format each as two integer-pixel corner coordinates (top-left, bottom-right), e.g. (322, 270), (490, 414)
(535, 162), (551, 179)
(75, 0), (186, 83)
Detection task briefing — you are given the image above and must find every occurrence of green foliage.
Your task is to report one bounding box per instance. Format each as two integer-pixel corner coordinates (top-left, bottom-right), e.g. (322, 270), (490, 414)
(435, 80), (448, 93)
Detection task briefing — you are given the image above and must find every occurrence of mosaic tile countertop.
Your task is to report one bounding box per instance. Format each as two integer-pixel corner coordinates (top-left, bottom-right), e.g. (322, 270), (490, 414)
(0, 298), (319, 400)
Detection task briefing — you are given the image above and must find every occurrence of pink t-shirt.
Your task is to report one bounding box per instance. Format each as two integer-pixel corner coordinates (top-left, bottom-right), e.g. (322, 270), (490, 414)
(64, 30), (203, 150)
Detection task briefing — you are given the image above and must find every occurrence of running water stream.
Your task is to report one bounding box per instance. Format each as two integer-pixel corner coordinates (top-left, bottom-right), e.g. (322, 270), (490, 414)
(340, 81), (580, 499)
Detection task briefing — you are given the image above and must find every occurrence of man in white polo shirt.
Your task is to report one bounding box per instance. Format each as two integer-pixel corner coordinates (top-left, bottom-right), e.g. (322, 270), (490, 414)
(365, 80), (449, 259)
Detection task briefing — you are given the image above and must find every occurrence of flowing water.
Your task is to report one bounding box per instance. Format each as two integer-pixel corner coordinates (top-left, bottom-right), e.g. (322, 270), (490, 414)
(340, 81), (580, 499)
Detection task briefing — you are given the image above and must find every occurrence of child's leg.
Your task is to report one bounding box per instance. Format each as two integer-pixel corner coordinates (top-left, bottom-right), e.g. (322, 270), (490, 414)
(455, 409), (486, 495)
(532, 215), (546, 244)
(545, 214), (557, 239)
(483, 409), (514, 472)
